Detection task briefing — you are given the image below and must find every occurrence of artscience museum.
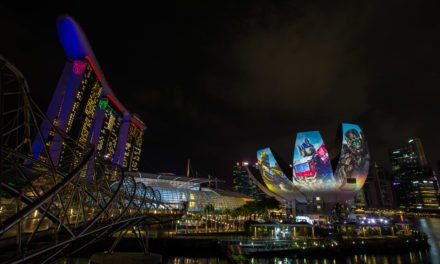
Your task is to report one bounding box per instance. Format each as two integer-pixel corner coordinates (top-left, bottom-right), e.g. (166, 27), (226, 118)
(247, 123), (370, 210)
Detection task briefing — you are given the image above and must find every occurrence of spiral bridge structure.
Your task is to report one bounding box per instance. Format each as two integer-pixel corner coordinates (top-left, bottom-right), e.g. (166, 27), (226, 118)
(0, 18), (183, 263)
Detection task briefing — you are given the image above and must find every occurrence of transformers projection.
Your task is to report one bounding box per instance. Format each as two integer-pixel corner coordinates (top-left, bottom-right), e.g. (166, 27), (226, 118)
(256, 124), (369, 203)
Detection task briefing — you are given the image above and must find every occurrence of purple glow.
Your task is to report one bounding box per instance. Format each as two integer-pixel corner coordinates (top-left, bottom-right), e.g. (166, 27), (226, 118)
(113, 117), (130, 168)
(56, 15), (128, 114)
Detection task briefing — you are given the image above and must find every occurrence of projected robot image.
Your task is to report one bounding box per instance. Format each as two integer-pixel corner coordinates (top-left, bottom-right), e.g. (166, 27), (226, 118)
(293, 131), (335, 189)
(257, 148), (296, 195)
(254, 124), (369, 203)
(334, 124), (369, 192)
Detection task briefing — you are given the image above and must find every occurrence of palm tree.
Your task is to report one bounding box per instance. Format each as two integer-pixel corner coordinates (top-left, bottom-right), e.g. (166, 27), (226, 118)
(203, 204), (215, 232)
(231, 208), (240, 231)
(223, 209), (232, 231)
(255, 202), (267, 220)
(213, 209), (219, 232)
(233, 207), (247, 230)
(242, 202), (255, 220)
(204, 204), (215, 215)
(193, 213), (202, 233)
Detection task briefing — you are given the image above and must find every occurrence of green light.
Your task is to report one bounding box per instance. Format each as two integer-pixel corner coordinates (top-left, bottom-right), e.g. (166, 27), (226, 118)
(358, 139), (362, 143)
(99, 99), (108, 110)
(353, 141), (357, 145)
(8, 182), (15, 186)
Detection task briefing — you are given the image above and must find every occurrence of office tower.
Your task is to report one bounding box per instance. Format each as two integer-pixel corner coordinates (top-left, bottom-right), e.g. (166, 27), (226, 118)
(390, 138), (439, 209)
(363, 163), (395, 208)
(232, 162), (266, 201)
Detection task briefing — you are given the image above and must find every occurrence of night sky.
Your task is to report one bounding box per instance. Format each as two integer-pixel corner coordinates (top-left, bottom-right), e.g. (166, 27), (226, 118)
(1, 1), (440, 185)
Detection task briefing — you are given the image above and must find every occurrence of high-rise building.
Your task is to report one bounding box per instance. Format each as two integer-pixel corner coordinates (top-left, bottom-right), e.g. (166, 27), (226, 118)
(389, 138), (439, 210)
(373, 163), (395, 208)
(32, 15), (146, 174)
(352, 188), (367, 208)
(362, 163), (395, 208)
(232, 162), (266, 201)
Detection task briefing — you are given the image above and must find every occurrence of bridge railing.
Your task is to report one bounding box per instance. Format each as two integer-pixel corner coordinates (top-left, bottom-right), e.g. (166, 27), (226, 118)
(0, 56), (183, 263)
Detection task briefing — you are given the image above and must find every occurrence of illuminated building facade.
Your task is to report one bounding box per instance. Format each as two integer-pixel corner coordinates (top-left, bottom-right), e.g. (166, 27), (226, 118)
(411, 180), (439, 209)
(248, 124), (370, 206)
(129, 172), (254, 212)
(390, 138), (440, 210)
(95, 97), (123, 161)
(32, 15), (146, 173)
(232, 162), (266, 201)
(123, 117), (144, 171)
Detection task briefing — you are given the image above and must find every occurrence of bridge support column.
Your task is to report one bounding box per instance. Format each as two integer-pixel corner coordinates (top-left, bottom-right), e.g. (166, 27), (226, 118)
(110, 229), (129, 254)
(142, 225), (150, 255)
(132, 225), (148, 255)
(16, 196), (22, 254)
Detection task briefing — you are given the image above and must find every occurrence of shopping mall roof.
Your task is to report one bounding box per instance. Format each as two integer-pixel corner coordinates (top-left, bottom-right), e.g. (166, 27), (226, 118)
(125, 171), (253, 212)
(126, 171), (223, 190)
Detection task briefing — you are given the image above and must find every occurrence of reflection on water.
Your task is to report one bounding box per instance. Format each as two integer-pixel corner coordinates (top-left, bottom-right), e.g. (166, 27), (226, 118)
(63, 218), (440, 264)
(166, 218), (440, 264)
(56, 258), (90, 264)
(164, 250), (432, 264)
(163, 257), (228, 264)
(417, 218), (440, 264)
(249, 251), (431, 264)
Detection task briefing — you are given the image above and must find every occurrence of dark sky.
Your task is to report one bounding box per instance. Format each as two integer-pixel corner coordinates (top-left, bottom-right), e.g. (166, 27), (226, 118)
(1, 0), (440, 185)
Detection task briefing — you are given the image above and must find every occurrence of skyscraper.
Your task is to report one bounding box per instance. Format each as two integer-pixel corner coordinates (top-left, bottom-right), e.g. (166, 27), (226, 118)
(363, 163), (395, 208)
(232, 162), (266, 201)
(390, 138), (439, 210)
(32, 15), (146, 174)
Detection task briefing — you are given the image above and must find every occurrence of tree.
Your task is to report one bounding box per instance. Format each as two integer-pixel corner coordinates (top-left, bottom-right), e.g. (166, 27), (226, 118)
(203, 204), (215, 232)
(193, 213), (202, 233)
(223, 209), (232, 231)
(204, 204), (215, 215)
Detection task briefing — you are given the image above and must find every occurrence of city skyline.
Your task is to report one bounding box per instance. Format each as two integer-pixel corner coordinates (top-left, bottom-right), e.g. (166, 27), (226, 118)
(1, 1), (440, 184)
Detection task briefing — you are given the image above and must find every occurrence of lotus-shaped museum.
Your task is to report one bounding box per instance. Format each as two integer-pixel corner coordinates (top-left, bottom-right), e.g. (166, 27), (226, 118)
(247, 123), (369, 204)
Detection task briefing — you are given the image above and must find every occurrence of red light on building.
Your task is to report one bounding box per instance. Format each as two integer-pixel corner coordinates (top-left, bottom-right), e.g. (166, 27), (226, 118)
(106, 94), (123, 112)
(130, 119), (144, 129)
(84, 56), (102, 82)
(73, 60), (87, 75)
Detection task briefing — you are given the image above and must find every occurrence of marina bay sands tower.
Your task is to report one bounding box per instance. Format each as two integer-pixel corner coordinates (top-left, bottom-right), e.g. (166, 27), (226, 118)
(32, 15), (146, 172)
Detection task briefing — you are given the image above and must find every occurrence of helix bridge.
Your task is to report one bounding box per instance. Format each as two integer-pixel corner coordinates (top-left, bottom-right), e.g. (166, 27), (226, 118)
(0, 56), (184, 263)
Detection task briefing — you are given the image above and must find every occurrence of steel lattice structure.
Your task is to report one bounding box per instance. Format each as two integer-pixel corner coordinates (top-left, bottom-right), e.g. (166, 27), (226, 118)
(0, 56), (183, 263)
